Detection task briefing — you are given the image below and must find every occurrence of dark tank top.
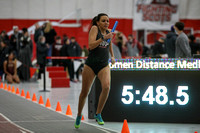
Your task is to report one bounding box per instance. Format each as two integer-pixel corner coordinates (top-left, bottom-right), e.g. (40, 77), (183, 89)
(7, 60), (15, 75)
(85, 28), (110, 66)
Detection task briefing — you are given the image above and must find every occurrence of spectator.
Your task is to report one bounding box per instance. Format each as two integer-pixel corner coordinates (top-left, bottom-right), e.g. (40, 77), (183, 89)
(3, 51), (20, 84)
(60, 37), (74, 81)
(18, 28), (32, 81)
(188, 35), (200, 56)
(0, 30), (9, 42)
(174, 22), (191, 58)
(115, 32), (123, 54)
(62, 34), (68, 44)
(52, 36), (62, 66)
(37, 36), (49, 79)
(196, 38), (200, 44)
(126, 34), (143, 57)
(69, 37), (82, 57)
(82, 45), (89, 57)
(34, 23), (44, 44)
(165, 26), (177, 58)
(152, 37), (166, 57)
(10, 26), (23, 57)
(0, 40), (9, 77)
(113, 32), (127, 56)
(69, 37), (82, 82)
(20, 28), (33, 53)
(110, 43), (122, 59)
(44, 22), (57, 65)
(141, 42), (151, 57)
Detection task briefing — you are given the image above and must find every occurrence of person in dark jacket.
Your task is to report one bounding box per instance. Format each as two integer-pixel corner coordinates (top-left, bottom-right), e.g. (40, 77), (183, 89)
(10, 26), (23, 57)
(188, 35), (200, 56)
(18, 28), (33, 81)
(0, 30), (9, 42)
(60, 37), (74, 81)
(44, 22), (57, 64)
(165, 26), (177, 58)
(34, 23), (44, 44)
(37, 36), (49, 79)
(0, 40), (9, 77)
(52, 36), (62, 66)
(152, 37), (166, 57)
(69, 37), (82, 57)
(69, 37), (82, 82)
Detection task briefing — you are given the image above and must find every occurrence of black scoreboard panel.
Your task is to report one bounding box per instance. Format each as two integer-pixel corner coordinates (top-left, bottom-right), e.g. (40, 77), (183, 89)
(89, 70), (200, 123)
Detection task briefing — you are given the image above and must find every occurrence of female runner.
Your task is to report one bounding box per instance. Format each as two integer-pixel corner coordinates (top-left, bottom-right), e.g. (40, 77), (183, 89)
(75, 13), (115, 128)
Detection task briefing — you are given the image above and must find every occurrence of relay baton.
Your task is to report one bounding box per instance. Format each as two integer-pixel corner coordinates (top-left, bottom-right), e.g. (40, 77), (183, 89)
(107, 21), (118, 43)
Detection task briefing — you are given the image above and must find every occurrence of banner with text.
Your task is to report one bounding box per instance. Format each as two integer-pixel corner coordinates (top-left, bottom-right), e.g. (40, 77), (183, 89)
(109, 58), (200, 71)
(133, 0), (179, 30)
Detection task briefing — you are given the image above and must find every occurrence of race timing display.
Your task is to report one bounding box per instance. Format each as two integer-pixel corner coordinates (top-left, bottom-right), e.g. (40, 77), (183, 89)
(121, 85), (189, 106)
(89, 59), (200, 123)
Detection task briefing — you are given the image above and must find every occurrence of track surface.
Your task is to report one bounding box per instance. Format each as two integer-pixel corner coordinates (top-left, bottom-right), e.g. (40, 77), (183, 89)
(0, 89), (118, 133)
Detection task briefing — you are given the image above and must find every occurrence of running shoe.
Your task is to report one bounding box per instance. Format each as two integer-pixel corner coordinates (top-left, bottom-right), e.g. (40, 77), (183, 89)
(74, 115), (82, 129)
(94, 114), (104, 125)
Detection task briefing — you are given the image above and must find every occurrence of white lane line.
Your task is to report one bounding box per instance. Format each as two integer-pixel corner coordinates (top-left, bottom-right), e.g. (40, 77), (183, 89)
(97, 127), (111, 133)
(0, 113), (34, 133)
(0, 119), (75, 123)
(20, 129), (27, 133)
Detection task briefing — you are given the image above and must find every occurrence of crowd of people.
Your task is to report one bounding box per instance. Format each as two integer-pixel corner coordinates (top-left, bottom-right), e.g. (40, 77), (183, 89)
(35, 22), (83, 82)
(0, 21), (200, 84)
(0, 26), (33, 83)
(113, 22), (200, 58)
(0, 22), (84, 84)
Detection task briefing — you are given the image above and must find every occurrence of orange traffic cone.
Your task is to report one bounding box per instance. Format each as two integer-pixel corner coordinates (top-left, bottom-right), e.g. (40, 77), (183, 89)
(21, 89), (25, 97)
(121, 119), (130, 133)
(38, 96), (44, 105)
(0, 82), (3, 89)
(11, 86), (15, 93)
(32, 93), (37, 102)
(81, 115), (85, 120)
(4, 83), (7, 90)
(56, 102), (62, 112)
(8, 85), (11, 92)
(16, 88), (20, 95)
(66, 104), (72, 116)
(45, 98), (51, 108)
(26, 91), (31, 99)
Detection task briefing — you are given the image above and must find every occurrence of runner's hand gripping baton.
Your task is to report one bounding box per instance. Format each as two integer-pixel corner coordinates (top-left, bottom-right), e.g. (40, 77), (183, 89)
(107, 21), (118, 43)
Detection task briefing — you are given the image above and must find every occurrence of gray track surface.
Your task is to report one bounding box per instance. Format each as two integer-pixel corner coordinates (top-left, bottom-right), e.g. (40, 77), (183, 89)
(0, 89), (118, 133)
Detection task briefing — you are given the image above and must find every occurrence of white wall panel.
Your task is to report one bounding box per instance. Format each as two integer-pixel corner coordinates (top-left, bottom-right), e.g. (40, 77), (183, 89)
(44, 0), (61, 19)
(92, 0), (109, 18)
(179, 0), (189, 19)
(77, 0), (93, 19)
(12, 0), (29, 19)
(0, 0), (199, 19)
(108, 0), (126, 18)
(0, 0), (12, 18)
(184, 0), (200, 19)
(61, 0), (77, 19)
(124, 0), (134, 18)
(28, 0), (45, 19)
